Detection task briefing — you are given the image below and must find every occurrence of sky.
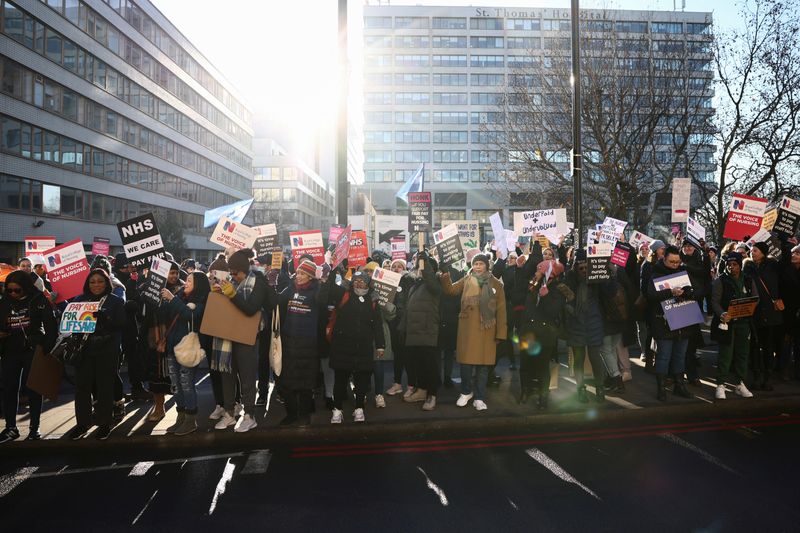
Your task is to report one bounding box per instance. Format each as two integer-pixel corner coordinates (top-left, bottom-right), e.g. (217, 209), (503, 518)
(151, 0), (739, 151)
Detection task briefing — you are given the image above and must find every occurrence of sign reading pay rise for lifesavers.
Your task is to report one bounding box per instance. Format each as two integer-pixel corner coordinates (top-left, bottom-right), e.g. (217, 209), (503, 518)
(116, 213), (166, 269)
(59, 301), (102, 334)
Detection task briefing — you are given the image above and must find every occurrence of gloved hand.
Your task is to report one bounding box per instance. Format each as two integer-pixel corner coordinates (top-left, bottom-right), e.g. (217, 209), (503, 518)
(220, 281), (236, 299)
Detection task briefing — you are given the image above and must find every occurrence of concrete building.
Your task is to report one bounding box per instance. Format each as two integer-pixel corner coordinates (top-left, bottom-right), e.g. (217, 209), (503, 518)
(0, 0), (253, 263)
(360, 5), (715, 237)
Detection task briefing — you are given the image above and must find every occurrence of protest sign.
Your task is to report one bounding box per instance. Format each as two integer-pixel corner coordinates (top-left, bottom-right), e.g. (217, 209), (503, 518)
(504, 230), (518, 254)
(587, 229), (600, 244)
(598, 226), (619, 246)
(117, 213), (165, 269)
(200, 292), (261, 345)
(761, 208), (777, 231)
(290, 230), (325, 268)
(587, 243), (612, 283)
(43, 239), (89, 303)
(249, 224), (278, 258)
(433, 223), (465, 269)
(513, 209), (568, 242)
(270, 251), (284, 270)
(371, 267), (402, 307)
(91, 237), (110, 257)
(59, 301), (102, 334)
(686, 216), (706, 246)
(723, 193), (768, 240)
(408, 192), (432, 232)
(391, 237), (407, 260)
(210, 217), (257, 251)
(746, 228), (782, 260)
(328, 225), (346, 244)
(602, 217), (628, 237)
(630, 230), (654, 251)
(140, 256), (171, 306)
(375, 215), (408, 254)
(773, 196), (800, 237)
(726, 296), (759, 320)
(653, 271), (692, 291)
(25, 236), (56, 254)
(348, 231), (369, 267)
(489, 212), (508, 258)
(330, 225), (352, 269)
(443, 219), (480, 251)
(671, 178), (692, 222)
(660, 298), (705, 330)
(611, 242), (633, 268)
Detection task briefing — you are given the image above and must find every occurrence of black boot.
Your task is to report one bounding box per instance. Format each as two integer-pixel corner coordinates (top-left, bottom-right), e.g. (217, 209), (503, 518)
(537, 392), (549, 409)
(645, 351), (656, 374)
(577, 385), (589, 403)
(614, 375), (625, 393)
(656, 374), (667, 401)
(673, 377), (692, 398)
(279, 393), (299, 426)
(595, 381), (605, 402)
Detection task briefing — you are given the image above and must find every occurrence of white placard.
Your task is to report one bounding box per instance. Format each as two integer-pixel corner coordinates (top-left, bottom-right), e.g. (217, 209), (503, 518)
(489, 212), (507, 257)
(513, 209), (568, 241)
(587, 242), (612, 257)
(671, 178), (692, 223)
(602, 217), (627, 237)
(210, 217), (258, 250)
(745, 228), (772, 246)
(149, 256), (171, 278)
(630, 230), (655, 250)
(687, 216), (706, 242)
(433, 223), (459, 244)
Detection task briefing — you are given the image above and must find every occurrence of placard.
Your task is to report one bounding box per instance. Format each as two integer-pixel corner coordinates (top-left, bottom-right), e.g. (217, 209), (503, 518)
(602, 217), (628, 237)
(726, 296), (759, 320)
(653, 271), (692, 291)
(91, 237), (110, 257)
(348, 231), (369, 267)
(24, 236), (56, 254)
(504, 229), (518, 254)
(686, 216), (705, 245)
(43, 239), (90, 303)
(199, 292), (261, 346)
(671, 178), (692, 222)
(587, 229), (600, 244)
(587, 243), (612, 283)
(611, 242), (633, 267)
(408, 192), (432, 232)
(59, 301), (102, 334)
(661, 298), (705, 330)
(270, 251), (284, 270)
(140, 256), (171, 306)
(331, 225), (352, 269)
(513, 209), (568, 242)
(116, 213), (165, 269)
(433, 223), (465, 269)
(489, 212), (508, 258)
(629, 230), (654, 251)
(290, 230), (325, 268)
(250, 224), (278, 258)
(375, 215), (408, 254)
(761, 208), (777, 231)
(774, 196), (800, 237)
(328, 225), (347, 244)
(210, 217), (258, 250)
(390, 237), (407, 261)
(371, 267), (402, 307)
(746, 229), (782, 260)
(443, 219), (480, 251)
(723, 193), (768, 240)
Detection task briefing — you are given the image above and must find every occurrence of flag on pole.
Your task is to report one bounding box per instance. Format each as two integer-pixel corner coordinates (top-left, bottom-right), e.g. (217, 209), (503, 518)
(395, 163), (424, 205)
(203, 198), (254, 228)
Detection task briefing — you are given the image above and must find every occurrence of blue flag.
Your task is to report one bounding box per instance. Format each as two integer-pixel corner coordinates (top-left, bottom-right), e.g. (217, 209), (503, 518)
(203, 198), (254, 228)
(395, 163), (424, 204)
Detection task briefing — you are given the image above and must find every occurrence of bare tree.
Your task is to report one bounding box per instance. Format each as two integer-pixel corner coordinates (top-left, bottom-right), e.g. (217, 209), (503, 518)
(695, 0), (800, 243)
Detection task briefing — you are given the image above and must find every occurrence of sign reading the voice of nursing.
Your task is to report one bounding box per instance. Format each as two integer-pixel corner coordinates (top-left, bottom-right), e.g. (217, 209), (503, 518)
(24, 236), (56, 254)
(43, 239), (90, 303)
(723, 193), (768, 240)
(116, 213), (165, 269)
(210, 217), (257, 250)
(289, 230), (325, 268)
(59, 301), (102, 334)
(513, 209), (568, 242)
(773, 196), (800, 237)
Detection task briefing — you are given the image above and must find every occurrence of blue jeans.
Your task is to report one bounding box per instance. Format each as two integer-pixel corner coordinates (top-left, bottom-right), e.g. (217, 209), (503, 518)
(655, 338), (689, 376)
(373, 359), (388, 394)
(167, 354), (198, 413)
(460, 364), (489, 401)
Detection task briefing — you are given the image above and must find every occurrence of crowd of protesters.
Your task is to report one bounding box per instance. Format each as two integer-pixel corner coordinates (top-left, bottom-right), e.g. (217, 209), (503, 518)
(0, 225), (798, 442)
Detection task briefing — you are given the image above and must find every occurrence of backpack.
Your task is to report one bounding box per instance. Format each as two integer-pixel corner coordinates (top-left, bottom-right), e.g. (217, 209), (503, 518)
(325, 291), (376, 343)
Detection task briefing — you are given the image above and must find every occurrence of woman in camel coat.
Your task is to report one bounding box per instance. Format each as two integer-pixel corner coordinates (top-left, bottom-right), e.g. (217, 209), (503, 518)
(440, 253), (507, 411)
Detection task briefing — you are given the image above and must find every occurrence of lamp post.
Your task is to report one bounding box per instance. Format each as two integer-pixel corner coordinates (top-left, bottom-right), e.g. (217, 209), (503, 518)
(336, 0), (349, 225)
(570, 0), (583, 247)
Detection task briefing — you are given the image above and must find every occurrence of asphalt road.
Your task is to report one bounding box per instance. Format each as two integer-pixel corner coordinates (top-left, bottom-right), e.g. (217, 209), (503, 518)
(2, 400), (799, 532)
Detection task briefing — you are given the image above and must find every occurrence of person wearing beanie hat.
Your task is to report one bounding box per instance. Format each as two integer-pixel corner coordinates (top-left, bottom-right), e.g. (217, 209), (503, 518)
(751, 241), (770, 259)
(390, 258), (407, 273)
(210, 247), (275, 432)
(363, 261), (380, 276)
(649, 240), (666, 253)
(680, 236), (712, 385)
(296, 259), (317, 280)
(735, 242), (749, 255)
(710, 251), (757, 399)
(441, 248), (507, 412)
(747, 236), (784, 391)
(638, 238), (668, 373)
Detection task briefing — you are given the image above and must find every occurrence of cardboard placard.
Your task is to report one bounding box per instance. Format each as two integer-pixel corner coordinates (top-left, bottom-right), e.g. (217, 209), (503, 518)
(602, 217), (628, 237)
(746, 229), (782, 260)
(91, 237), (110, 257)
(43, 239), (90, 303)
(774, 196), (800, 237)
(671, 178), (691, 222)
(611, 242), (633, 267)
(408, 192), (432, 232)
(26, 347), (63, 402)
(661, 298), (705, 330)
(348, 230), (369, 267)
(24, 236), (56, 253)
(59, 301), (102, 334)
(290, 230), (325, 268)
(199, 291), (261, 345)
(723, 193), (768, 240)
(686, 216), (705, 247)
(513, 209), (568, 242)
(371, 267), (402, 307)
(433, 223), (465, 269)
(117, 213), (166, 269)
(726, 296), (759, 320)
(587, 243), (612, 283)
(270, 251), (284, 270)
(761, 208), (778, 231)
(140, 256), (171, 306)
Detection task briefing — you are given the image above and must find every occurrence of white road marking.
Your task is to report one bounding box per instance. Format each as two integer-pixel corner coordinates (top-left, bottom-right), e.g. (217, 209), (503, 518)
(526, 448), (601, 501)
(241, 450), (272, 475)
(128, 461), (155, 476)
(561, 376), (643, 410)
(0, 467), (39, 498)
(131, 489), (158, 524)
(661, 433), (740, 476)
(208, 459), (236, 515)
(416, 467), (449, 506)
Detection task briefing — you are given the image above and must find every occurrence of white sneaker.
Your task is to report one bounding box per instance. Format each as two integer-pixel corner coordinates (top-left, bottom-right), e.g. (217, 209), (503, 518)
(456, 393), (473, 407)
(353, 408), (365, 422)
(735, 382), (754, 398)
(715, 385), (727, 400)
(422, 396), (436, 411)
(473, 399), (488, 411)
(386, 383), (403, 396)
(402, 387), (415, 399)
(234, 402), (244, 416)
(208, 405), (226, 420)
(234, 414), (257, 433)
(621, 371), (633, 382)
(375, 394), (386, 408)
(331, 408), (343, 424)
(214, 411), (236, 430)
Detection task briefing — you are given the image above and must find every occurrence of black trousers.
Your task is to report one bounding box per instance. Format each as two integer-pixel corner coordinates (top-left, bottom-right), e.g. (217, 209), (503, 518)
(257, 327), (272, 397)
(2, 350), (42, 429)
(753, 325), (779, 385)
(280, 386), (313, 418)
(572, 345), (605, 388)
(390, 326), (408, 384)
(409, 345), (440, 395)
(520, 325), (557, 395)
(333, 369), (372, 410)
(122, 318), (146, 391)
(75, 351), (117, 428)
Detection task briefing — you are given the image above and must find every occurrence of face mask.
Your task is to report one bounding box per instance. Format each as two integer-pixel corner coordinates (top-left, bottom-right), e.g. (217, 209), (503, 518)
(354, 287), (369, 297)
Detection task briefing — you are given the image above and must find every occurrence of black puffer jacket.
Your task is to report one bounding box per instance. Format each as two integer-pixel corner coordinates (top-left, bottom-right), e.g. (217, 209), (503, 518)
(745, 257), (784, 327)
(329, 287), (386, 372)
(0, 291), (57, 356)
(401, 264), (441, 347)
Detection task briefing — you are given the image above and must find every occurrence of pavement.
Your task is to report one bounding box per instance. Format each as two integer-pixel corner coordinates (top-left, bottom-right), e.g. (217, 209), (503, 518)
(5, 332), (800, 456)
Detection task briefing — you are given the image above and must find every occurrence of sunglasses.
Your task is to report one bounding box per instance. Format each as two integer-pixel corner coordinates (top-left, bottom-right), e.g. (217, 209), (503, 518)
(7, 287), (23, 294)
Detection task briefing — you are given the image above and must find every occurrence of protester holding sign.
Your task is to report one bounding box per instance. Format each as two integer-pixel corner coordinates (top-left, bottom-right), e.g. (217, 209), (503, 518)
(710, 253), (756, 400)
(67, 269), (126, 441)
(779, 242), (800, 380)
(441, 253), (507, 412)
(680, 238), (712, 385)
(0, 271), (58, 443)
(112, 253), (149, 401)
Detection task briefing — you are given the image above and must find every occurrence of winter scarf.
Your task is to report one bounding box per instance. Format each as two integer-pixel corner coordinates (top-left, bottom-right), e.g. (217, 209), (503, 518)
(463, 270), (498, 330)
(211, 271), (258, 373)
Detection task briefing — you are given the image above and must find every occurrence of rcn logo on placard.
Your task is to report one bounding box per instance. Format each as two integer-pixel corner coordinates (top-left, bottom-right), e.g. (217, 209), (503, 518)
(373, 269), (384, 280)
(435, 231), (444, 242)
(27, 242), (37, 250)
(733, 199), (746, 211)
(784, 198), (791, 208)
(588, 245), (597, 255)
(223, 220), (236, 233)
(47, 254), (62, 267)
(292, 236), (304, 247)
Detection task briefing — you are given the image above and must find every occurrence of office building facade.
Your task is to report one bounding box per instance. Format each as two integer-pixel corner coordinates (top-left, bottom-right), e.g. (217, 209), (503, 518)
(0, 0), (253, 262)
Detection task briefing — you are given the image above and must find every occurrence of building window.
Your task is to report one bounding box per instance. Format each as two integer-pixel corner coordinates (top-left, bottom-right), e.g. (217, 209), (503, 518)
(395, 130), (430, 143)
(433, 130), (468, 143)
(395, 54), (430, 67)
(395, 150), (430, 163)
(364, 35), (392, 47)
(364, 131), (393, 143)
(395, 35), (429, 48)
(470, 74), (504, 86)
(364, 16), (392, 29)
(433, 150), (468, 163)
(365, 54), (391, 67)
(506, 18), (541, 31)
(431, 36), (467, 48)
(394, 73), (429, 85)
(542, 19), (571, 31)
(432, 170), (468, 182)
(652, 22), (683, 34)
(365, 150), (392, 163)
(432, 112), (468, 124)
(470, 36), (504, 48)
(470, 92), (502, 105)
(365, 92), (392, 105)
(432, 92), (468, 105)
(470, 111), (504, 124)
(434, 209), (466, 225)
(365, 111), (393, 124)
(433, 74), (467, 86)
(686, 22), (711, 35)
(432, 55), (467, 67)
(365, 170), (393, 182)
(395, 92), (430, 105)
(395, 112), (430, 124)
(507, 37), (540, 49)
(395, 17), (429, 29)
(470, 55), (504, 68)
(432, 17), (467, 29)
(470, 18), (503, 30)
(615, 20), (648, 33)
